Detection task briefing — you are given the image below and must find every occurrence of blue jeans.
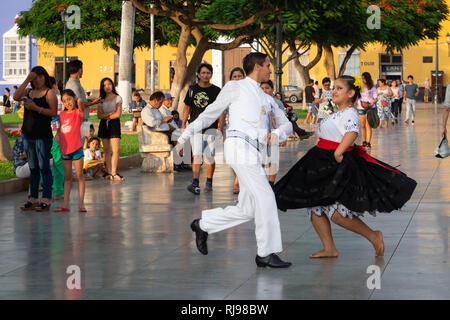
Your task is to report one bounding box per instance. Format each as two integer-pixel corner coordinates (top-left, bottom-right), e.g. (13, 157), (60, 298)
(23, 137), (53, 200)
(405, 98), (416, 121)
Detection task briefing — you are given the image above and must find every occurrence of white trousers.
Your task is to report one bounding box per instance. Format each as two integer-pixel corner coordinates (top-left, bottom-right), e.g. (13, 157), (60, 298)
(405, 98), (416, 121)
(199, 138), (283, 257)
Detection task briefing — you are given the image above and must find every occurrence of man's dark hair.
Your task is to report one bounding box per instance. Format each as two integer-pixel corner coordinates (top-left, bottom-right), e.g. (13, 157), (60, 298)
(322, 77), (331, 85)
(197, 63), (213, 74)
(243, 52), (267, 75)
(67, 60), (83, 75)
(13, 85), (18, 90)
(261, 80), (274, 89)
(149, 91), (165, 101)
(408, 75), (413, 79)
(308, 79), (314, 84)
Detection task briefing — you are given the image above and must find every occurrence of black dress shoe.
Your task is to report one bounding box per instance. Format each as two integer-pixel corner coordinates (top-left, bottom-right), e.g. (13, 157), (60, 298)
(190, 219), (208, 255)
(255, 253), (292, 268)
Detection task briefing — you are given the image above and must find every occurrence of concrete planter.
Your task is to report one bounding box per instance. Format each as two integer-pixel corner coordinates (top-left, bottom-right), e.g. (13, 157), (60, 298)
(0, 154), (143, 196)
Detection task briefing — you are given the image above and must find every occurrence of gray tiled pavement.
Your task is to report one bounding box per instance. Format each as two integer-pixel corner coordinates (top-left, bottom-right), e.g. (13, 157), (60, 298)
(0, 103), (448, 299)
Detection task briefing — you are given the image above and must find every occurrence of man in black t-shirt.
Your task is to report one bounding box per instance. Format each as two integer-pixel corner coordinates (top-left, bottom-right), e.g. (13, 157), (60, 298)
(182, 63), (224, 195)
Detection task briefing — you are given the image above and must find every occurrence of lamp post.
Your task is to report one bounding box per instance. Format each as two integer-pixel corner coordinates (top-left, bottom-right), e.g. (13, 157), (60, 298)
(61, 9), (68, 90)
(275, 14), (283, 94)
(150, 3), (155, 92)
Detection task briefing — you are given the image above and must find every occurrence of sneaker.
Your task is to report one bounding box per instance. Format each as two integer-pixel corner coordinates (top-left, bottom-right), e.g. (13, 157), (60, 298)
(204, 181), (213, 193)
(187, 183), (201, 195)
(411, 120), (414, 125)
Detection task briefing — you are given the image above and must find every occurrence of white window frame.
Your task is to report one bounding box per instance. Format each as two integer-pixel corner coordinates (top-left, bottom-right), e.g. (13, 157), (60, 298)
(3, 34), (30, 82)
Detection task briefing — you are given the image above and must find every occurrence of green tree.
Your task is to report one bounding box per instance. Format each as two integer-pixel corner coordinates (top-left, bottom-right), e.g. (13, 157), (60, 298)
(325, 0), (449, 79)
(131, 0), (281, 110)
(16, 0), (174, 53)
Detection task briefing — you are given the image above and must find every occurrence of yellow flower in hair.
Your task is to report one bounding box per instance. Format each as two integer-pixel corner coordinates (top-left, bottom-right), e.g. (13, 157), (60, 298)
(353, 75), (363, 91)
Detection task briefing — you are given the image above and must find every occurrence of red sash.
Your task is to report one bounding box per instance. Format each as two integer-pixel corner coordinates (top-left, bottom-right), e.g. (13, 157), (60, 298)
(317, 138), (401, 174)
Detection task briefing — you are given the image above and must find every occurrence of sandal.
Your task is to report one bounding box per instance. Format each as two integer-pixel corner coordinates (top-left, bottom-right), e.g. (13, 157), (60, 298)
(20, 201), (39, 211)
(35, 202), (51, 212)
(54, 206), (70, 213)
(102, 172), (112, 180)
(109, 173), (124, 181)
(78, 207), (87, 213)
(232, 183), (240, 194)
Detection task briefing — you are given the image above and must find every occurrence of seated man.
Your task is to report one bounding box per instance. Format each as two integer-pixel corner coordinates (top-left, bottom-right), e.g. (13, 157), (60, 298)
(141, 91), (174, 143)
(13, 134), (30, 178)
(129, 91), (147, 131)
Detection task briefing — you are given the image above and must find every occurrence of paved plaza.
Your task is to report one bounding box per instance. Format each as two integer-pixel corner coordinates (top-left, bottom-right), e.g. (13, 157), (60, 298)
(0, 103), (448, 300)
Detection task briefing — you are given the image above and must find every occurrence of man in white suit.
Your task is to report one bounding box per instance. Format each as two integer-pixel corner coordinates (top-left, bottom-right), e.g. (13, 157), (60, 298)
(176, 52), (293, 268)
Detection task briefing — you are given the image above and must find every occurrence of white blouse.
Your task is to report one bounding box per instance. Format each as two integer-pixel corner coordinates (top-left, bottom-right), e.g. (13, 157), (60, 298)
(318, 107), (360, 143)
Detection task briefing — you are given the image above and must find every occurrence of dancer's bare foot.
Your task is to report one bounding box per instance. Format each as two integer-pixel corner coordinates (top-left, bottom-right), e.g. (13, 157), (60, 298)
(309, 249), (339, 259)
(373, 230), (384, 257)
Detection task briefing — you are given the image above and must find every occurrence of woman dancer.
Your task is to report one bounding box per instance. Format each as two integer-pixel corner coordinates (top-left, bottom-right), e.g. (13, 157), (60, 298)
(274, 76), (417, 258)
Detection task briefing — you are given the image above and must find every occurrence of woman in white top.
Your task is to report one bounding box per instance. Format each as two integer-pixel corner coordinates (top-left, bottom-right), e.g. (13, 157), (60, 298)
(97, 77), (124, 181)
(390, 80), (401, 124)
(275, 76), (417, 259)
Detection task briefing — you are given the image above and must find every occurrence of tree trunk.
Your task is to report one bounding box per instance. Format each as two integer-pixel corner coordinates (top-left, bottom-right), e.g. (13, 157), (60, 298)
(0, 118), (13, 161)
(323, 44), (336, 82)
(170, 26), (191, 111)
(291, 44), (322, 109)
(117, 1), (136, 110)
(338, 45), (357, 77)
(175, 37), (210, 114)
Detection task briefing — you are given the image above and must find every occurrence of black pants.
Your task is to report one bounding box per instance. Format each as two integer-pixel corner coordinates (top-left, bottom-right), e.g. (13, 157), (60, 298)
(391, 99), (400, 118)
(290, 119), (307, 137)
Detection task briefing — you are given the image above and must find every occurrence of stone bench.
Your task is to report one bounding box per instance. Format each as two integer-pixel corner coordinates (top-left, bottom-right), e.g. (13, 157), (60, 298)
(137, 125), (173, 173)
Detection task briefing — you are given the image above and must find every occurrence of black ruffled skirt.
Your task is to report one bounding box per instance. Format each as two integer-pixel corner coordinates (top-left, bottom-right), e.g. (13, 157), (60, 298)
(274, 146), (417, 215)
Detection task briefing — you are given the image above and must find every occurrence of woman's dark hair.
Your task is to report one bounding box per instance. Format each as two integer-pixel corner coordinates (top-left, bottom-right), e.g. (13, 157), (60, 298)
(336, 75), (361, 103)
(30, 66), (52, 90)
(197, 63), (213, 74)
(99, 77), (118, 99)
(229, 67), (245, 80)
(378, 78), (386, 85)
(90, 124), (95, 131)
(362, 72), (374, 89)
(5, 88), (10, 93)
(322, 77), (331, 85)
(243, 52), (267, 75)
(261, 80), (274, 89)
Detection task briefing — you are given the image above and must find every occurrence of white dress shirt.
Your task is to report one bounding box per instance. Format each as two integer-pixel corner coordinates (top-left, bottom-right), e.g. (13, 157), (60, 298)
(141, 105), (170, 131)
(178, 77), (292, 145)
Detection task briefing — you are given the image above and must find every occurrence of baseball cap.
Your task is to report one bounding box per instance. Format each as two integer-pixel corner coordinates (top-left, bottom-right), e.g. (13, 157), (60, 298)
(164, 93), (173, 99)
